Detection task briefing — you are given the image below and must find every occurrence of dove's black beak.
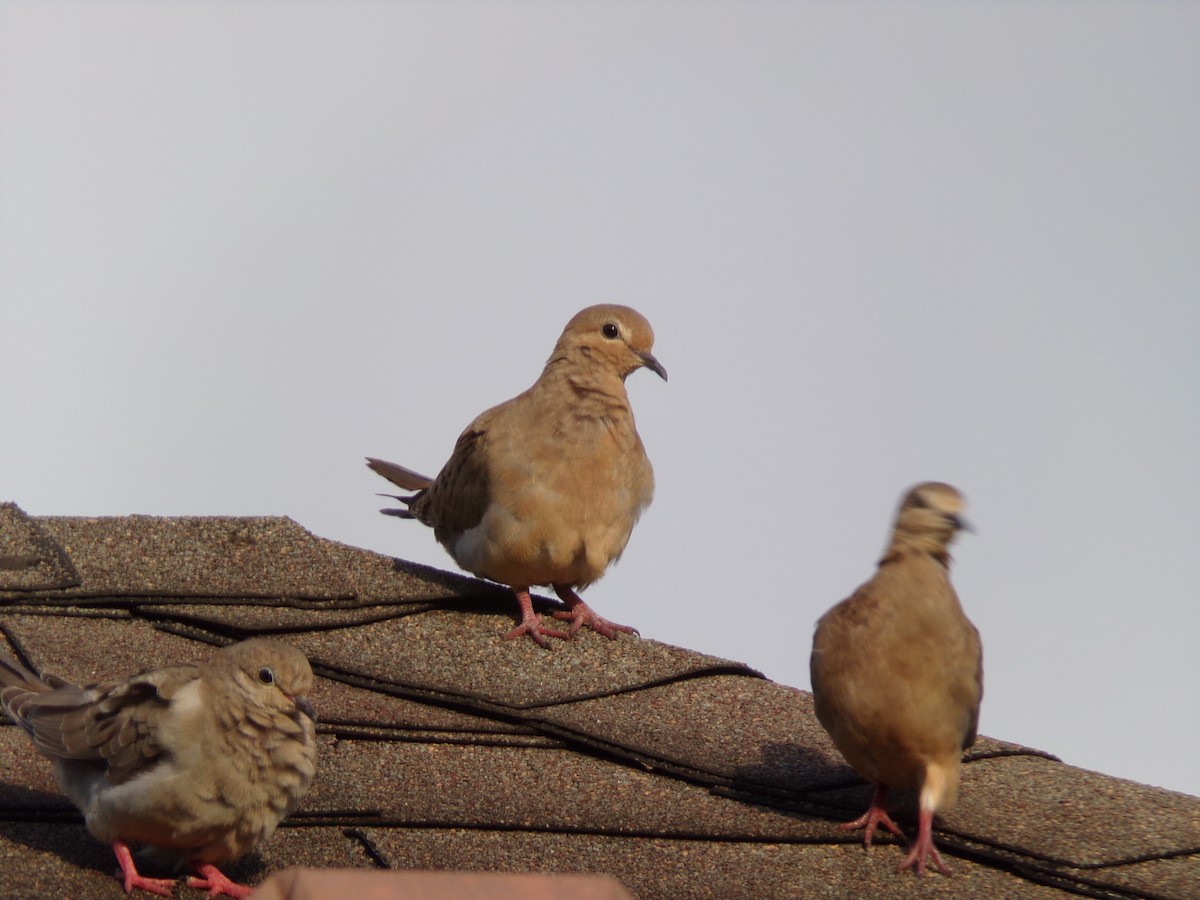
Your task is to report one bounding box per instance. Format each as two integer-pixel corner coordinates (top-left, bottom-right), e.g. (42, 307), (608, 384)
(294, 696), (317, 723)
(949, 514), (975, 534)
(640, 351), (668, 382)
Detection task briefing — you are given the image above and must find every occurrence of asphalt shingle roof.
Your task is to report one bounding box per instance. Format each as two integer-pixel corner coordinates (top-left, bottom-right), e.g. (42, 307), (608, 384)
(2, 502), (1198, 898)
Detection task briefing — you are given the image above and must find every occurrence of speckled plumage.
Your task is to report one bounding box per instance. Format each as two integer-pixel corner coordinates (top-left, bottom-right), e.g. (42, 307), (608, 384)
(0, 638), (317, 897)
(369, 304), (666, 647)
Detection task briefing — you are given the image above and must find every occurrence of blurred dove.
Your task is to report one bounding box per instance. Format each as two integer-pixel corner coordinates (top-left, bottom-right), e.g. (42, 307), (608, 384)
(810, 482), (982, 876)
(368, 303), (666, 647)
(0, 638), (317, 898)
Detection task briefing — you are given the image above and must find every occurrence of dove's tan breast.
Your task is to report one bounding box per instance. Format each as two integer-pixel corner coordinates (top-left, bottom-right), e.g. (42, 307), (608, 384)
(812, 554), (981, 800)
(450, 393), (654, 589)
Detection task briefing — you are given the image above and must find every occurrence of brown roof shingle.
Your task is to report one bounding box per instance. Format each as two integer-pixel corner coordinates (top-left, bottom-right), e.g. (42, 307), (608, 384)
(2, 502), (1198, 898)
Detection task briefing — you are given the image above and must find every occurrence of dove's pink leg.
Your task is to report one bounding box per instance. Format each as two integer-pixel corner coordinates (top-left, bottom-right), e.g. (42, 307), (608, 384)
(550, 585), (640, 639)
(504, 587), (571, 647)
(186, 864), (254, 898)
(839, 785), (906, 847)
(110, 841), (176, 897)
(896, 807), (952, 876)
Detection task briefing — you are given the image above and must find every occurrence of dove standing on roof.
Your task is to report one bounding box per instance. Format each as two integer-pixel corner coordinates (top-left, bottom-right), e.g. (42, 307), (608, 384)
(368, 303), (666, 647)
(810, 482), (983, 876)
(0, 638), (317, 898)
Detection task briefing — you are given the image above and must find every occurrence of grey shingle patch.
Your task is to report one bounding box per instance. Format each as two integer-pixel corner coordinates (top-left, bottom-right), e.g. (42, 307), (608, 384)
(1094, 854), (1200, 900)
(0, 730), (70, 811)
(132, 601), (437, 633)
(304, 739), (837, 839)
(1, 613), (212, 683)
(0, 503), (79, 592)
(318, 542), (515, 605)
(534, 676), (833, 788)
(283, 613), (760, 709)
(311, 674), (544, 737)
(5, 514), (357, 602)
(953, 755), (1200, 867)
(357, 828), (1073, 899)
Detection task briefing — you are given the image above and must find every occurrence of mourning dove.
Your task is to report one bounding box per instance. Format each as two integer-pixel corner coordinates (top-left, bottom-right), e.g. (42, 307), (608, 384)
(0, 638), (317, 898)
(810, 482), (982, 876)
(368, 303), (666, 647)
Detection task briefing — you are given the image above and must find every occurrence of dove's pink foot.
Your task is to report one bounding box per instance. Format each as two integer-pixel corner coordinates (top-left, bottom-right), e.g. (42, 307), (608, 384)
(111, 841), (176, 897)
(896, 807), (952, 876)
(840, 785), (906, 847)
(187, 863), (254, 898)
(551, 585), (639, 639)
(505, 588), (571, 647)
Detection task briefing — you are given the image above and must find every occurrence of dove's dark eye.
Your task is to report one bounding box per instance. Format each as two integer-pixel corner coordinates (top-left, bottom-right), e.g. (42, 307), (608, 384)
(602, 322), (620, 339)
(257, 667), (275, 685)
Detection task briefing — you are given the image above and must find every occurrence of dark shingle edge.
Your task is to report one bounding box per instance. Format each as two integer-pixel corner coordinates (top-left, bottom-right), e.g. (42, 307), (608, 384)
(124, 616), (766, 771)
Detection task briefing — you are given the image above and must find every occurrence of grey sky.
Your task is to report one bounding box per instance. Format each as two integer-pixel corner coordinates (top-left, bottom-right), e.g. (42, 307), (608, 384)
(2, 2), (1198, 798)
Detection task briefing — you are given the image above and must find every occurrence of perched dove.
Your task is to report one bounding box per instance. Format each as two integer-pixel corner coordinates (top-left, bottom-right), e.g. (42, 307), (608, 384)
(368, 303), (666, 647)
(810, 482), (982, 876)
(0, 638), (317, 898)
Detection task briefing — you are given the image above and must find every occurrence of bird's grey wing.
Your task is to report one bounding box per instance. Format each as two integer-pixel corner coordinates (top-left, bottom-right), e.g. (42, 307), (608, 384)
(23, 664), (201, 784)
(0, 653), (55, 734)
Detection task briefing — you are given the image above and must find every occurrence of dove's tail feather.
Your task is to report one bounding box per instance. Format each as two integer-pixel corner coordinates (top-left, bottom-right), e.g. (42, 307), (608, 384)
(377, 494), (418, 519)
(366, 457), (434, 490)
(0, 653), (56, 736)
(0, 653), (51, 693)
(367, 457), (431, 519)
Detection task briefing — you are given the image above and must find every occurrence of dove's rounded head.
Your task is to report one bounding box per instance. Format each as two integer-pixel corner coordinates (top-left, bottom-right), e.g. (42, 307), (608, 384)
(212, 638), (316, 722)
(894, 481), (972, 544)
(557, 304), (667, 382)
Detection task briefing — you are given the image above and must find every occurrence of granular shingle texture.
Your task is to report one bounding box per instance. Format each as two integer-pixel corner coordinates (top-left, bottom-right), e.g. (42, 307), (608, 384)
(1, 502), (1198, 898)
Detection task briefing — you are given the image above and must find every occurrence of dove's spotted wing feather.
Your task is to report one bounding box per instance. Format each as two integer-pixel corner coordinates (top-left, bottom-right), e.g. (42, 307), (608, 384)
(370, 419), (494, 537)
(0, 654), (53, 732)
(1, 657), (200, 784)
(0, 640), (318, 897)
(420, 426), (496, 537)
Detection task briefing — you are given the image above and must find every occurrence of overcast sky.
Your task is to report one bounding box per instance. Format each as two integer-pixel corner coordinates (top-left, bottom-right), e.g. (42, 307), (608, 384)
(2, 2), (1197, 799)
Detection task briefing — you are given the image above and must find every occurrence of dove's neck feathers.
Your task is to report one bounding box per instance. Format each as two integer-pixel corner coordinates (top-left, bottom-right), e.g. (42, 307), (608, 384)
(540, 346), (637, 422)
(879, 505), (960, 569)
(879, 533), (953, 569)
